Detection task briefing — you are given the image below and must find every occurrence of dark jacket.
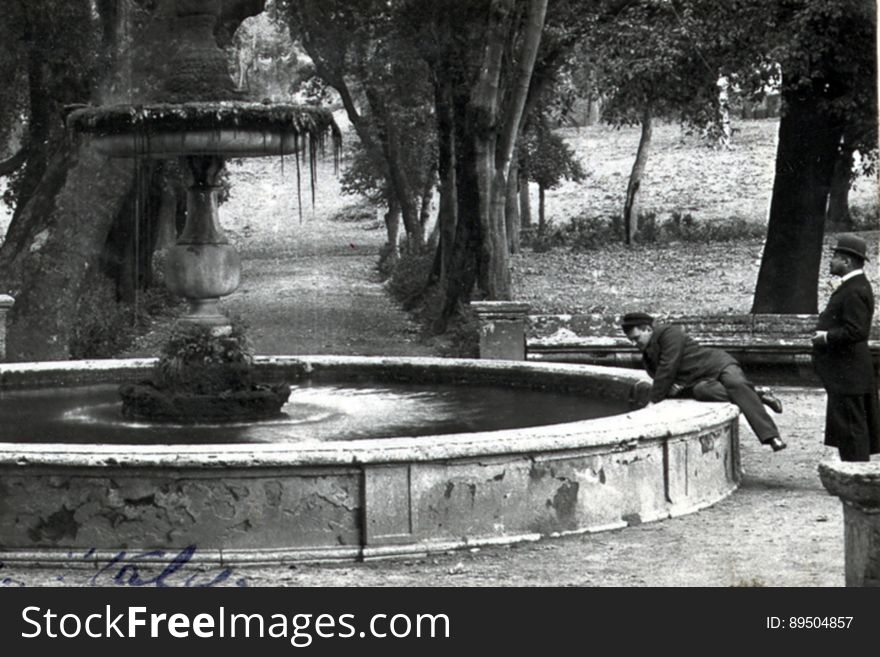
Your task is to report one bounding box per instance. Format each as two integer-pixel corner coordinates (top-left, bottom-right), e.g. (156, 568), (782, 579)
(813, 273), (876, 394)
(642, 324), (738, 403)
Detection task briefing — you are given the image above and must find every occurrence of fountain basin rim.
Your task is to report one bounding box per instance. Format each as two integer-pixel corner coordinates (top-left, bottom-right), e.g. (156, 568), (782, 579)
(0, 355), (739, 467)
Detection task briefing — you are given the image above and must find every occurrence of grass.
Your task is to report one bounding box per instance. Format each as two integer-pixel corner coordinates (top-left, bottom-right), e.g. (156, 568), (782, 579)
(510, 119), (878, 316)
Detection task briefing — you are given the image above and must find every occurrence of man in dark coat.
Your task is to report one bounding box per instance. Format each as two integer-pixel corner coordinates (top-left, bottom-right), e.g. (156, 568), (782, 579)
(621, 312), (786, 452)
(812, 234), (880, 462)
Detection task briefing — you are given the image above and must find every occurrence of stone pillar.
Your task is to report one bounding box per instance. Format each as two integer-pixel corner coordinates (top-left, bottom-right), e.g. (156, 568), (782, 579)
(819, 461), (880, 586)
(0, 294), (13, 361)
(470, 301), (531, 360)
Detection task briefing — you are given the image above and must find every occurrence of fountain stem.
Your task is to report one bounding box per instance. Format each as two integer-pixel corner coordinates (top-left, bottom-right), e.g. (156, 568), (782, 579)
(165, 154), (241, 326)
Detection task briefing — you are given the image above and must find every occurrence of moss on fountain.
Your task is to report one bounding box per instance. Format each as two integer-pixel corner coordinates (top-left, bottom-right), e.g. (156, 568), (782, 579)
(119, 320), (291, 423)
(68, 102), (340, 140)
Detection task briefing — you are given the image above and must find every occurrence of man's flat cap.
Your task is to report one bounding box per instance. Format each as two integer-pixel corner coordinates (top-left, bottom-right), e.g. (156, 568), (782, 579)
(620, 312), (654, 329)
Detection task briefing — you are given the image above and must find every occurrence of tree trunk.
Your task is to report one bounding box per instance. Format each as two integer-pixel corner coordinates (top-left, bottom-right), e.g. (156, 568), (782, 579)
(519, 168), (532, 229)
(432, 72), (457, 285)
(419, 164), (436, 230)
(366, 87), (424, 247)
(3, 20), (54, 243)
(0, 146), (77, 293)
(5, 144), (135, 361)
(538, 186), (546, 233)
(441, 91), (483, 322)
(623, 105), (652, 245)
(717, 75), (732, 150)
(826, 146), (854, 228)
(384, 192), (401, 259)
(481, 0), (547, 298)
(505, 153), (520, 253)
(436, 0), (547, 322)
(751, 84), (845, 314)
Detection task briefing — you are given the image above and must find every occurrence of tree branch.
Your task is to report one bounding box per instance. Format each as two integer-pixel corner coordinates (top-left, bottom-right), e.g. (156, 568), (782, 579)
(0, 146), (26, 178)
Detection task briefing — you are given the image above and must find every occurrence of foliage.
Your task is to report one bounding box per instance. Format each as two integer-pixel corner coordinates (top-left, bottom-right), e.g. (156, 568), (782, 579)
(526, 210), (768, 253)
(435, 305), (480, 359)
(330, 201), (377, 224)
(155, 317), (256, 393)
(277, 0), (437, 246)
(70, 281), (180, 359)
(383, 245), (435, 310)
(522, 122), (586, 191)
(583, 1), (729, 132)
(233, 9), (314, 101)
(0, 0), (101, 210)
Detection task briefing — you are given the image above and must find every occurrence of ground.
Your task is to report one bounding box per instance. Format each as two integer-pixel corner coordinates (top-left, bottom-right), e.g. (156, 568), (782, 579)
(5, 118), (873, 587)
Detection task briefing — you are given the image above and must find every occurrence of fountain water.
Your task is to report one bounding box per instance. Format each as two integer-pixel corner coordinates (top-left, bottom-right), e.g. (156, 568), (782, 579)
(0, 0), (742, 569)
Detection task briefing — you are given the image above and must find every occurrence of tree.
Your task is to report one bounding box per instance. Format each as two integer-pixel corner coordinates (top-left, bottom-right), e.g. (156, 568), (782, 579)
(400, 0), (548, 324)
(751, 0), (877, 313)
(232, 10), (312, 101)
(0, 0), (267, 361)
(521, 119), (586, 233)
(584, 1), (737, 245)
(277, 0), (433, 248)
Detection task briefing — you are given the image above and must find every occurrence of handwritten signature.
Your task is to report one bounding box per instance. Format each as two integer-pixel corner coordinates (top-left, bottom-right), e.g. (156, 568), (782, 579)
(1, 545), (244, 587)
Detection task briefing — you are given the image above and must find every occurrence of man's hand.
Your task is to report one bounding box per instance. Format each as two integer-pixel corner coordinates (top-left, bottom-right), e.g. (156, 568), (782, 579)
(812, 331), (828, 346)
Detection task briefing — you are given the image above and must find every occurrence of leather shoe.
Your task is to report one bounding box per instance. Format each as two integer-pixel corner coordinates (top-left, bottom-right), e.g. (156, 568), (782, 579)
(767, 437), (787, 452)
(758, 388), (783, 414)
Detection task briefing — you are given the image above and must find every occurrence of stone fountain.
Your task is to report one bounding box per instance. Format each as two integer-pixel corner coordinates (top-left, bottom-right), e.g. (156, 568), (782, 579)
(68, 0), (339, 422)
(0, 0), (742, 571)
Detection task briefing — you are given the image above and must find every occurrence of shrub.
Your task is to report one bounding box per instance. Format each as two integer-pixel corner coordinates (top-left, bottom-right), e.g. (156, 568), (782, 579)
(435, 303), (480, 358)
(331, 202), (377, 223)
(70, 281), (180, 359)
(844, 203), (880, 231)
(523, 210), (767, 252)
(384, 244), (434, 310)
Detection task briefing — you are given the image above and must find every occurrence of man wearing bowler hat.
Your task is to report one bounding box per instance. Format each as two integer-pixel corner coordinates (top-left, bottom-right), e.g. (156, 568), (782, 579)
(621, 312), (786, 452)
(812, 234), (880, 462)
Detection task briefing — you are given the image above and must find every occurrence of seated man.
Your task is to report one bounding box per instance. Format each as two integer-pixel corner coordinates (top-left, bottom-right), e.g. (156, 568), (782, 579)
(621, 312), (786, 452)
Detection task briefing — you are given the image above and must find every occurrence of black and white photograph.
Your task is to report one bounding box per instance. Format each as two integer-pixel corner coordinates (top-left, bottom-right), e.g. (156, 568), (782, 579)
(0, 0), (878, 641)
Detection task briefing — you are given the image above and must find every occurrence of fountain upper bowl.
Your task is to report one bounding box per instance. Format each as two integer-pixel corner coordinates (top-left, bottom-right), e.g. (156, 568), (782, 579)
(67, 101), (340, 158)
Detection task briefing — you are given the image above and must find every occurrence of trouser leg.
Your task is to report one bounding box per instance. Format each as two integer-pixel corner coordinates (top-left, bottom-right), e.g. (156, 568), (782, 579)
(827, 393), (871, 462)
(716, 365), (780, 443)
(691, 379), (730, 402)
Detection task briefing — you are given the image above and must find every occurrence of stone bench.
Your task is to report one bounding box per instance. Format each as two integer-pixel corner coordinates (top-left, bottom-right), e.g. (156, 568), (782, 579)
(472, 303), (880, 383)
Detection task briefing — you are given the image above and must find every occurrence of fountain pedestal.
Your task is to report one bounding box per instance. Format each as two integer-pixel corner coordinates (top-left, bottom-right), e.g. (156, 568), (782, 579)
(165, 155), (240, 326)
(819, 461), (880, 586)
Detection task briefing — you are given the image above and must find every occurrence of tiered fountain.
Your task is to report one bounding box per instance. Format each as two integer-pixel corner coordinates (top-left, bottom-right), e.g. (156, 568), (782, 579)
(0, 0), (741, 571)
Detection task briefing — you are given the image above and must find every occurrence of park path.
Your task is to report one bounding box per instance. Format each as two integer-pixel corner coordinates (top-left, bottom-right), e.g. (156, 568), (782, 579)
(221, 156), (433, 358)
(126, 155), (433, 359)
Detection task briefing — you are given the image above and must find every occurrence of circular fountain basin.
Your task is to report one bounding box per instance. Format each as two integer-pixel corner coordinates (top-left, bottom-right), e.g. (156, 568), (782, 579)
(66, 102), (339, 158)
(0, 356), (741, 567)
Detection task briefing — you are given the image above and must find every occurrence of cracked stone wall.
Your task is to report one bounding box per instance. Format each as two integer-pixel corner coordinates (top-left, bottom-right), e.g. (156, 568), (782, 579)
(0, 467), (361, 552)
